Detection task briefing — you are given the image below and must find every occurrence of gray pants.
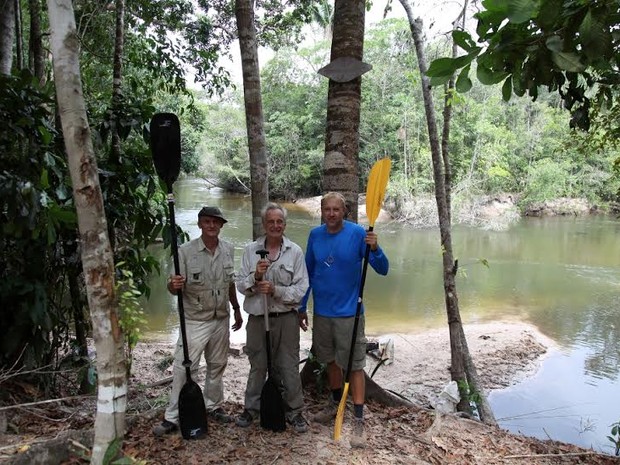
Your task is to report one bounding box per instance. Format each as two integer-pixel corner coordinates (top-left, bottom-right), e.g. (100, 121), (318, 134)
(243, 312), (304, 419)
(164, 317), (229, 424)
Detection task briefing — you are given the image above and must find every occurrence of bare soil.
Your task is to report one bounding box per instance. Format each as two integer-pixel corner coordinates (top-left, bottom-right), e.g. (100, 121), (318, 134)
(1, 322), (618, 464)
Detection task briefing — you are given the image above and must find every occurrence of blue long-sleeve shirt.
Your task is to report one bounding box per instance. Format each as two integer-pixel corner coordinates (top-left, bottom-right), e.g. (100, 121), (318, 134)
(300, 220), (389, 317)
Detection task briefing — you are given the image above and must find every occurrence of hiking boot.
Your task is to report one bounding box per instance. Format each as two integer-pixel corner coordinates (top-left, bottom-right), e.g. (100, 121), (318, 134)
(152, 419), (177, 437)
(235, 409), (255, 427)
(208, 407), (233, 423)
(350, 418), (366, 449)
(313, 401), (338, 425)
(288, 413), (308, 433)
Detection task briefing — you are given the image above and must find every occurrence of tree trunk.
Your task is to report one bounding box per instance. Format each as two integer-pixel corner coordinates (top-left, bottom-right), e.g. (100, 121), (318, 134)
(321, 0), (366, 221)
(111, 0), (124, 165)
(235, 0), (268, 240)
(29, 0), (45, 83)
(300, 357), (414, 408)
(15, 0), (23, 70)
(46, 0), (127, 463)
(397, 0), (496, 426)
(0, 0), (16, 74)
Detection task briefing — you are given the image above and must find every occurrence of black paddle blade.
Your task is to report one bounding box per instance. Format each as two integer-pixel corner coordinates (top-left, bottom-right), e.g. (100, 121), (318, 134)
(178, 379), (208, 440)
(260, 377), (286, 432)
(149, 113), (181, 189)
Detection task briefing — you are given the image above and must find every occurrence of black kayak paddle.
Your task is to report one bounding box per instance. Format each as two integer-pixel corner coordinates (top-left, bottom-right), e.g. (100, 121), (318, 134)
(150, 113), (208, 440)
(256, 249), (286, 432)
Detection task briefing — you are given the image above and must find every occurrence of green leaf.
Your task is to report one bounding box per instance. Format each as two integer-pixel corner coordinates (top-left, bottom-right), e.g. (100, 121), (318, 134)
(506, 0), (538, 24)
(545, 35), (563, 53)
(38, 125), (53, 145)
(477, 64), (508, 85)
(452, 31), (476, 52)
(426, 57), (460, 78)
(40, 169), (49, 189)
(455, 65), (473, 92)
(551, 52), (586, 72)
(481, 0), (508, 14)
(579, 9), (612, 62)
(475, 10), (507, 38)
(502, 77), (513, 101)
(429, 75), (451, 87)
(537, 0), (562, 31)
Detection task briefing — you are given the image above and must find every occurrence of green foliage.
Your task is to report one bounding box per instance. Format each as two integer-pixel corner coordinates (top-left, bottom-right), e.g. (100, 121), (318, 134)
(116, 264), (148, 377)
(427, 0), (620, 134)
(608, 420), (620, 456)
(457, 379), (480, 418)
(0, 71), (76, 369)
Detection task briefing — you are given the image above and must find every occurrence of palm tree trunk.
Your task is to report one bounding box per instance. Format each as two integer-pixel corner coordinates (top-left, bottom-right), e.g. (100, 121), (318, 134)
(322, 0), (366, 221)
(235, 0), (269, 239)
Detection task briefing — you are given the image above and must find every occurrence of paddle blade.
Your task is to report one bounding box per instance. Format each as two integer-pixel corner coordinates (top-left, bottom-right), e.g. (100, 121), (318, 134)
(365, 158), (391, 228)
(333, 382), (350, 441)
(178, 379), (208, 440)
(149, 113), (181, 189)
(260, 377), (286, 432)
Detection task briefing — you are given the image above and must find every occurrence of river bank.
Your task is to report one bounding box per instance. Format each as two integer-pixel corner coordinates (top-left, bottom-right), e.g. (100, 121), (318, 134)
(120, 321), (615, 464)
(291, 193), (616, 231)
(4, 324), (618, 464)
(133, 321), (555, 411)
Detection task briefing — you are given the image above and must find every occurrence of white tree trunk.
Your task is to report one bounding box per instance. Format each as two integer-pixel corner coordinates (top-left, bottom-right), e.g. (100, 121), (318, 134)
(0, 0), (16, 74)
(46, 0), (127, 463)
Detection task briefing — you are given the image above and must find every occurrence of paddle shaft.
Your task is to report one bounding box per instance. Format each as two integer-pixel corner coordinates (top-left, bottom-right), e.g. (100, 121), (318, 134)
(256, 250), (275, 376)
(166, 189), (193, 380)
(343, 226), (373, 383)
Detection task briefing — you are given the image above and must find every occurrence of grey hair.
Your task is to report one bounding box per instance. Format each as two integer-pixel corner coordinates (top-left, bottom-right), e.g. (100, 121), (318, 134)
(261, 202), (288, 222)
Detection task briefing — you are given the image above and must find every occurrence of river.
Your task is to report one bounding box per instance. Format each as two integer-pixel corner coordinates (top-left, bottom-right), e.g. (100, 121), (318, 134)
(144, 178), (620, 454)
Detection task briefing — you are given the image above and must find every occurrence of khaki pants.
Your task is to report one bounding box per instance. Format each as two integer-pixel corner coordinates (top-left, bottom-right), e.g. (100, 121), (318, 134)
(164, 317), (229, 424)
(243, 312), (304, 419)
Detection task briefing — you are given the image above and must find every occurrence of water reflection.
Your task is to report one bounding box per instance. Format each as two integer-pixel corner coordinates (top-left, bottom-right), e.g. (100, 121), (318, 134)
(144, 178), (620, 452)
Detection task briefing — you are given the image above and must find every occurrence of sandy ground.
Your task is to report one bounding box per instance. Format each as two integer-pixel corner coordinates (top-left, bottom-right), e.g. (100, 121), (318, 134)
(131, 320), (555, 414)
(6, 321), (620, 465)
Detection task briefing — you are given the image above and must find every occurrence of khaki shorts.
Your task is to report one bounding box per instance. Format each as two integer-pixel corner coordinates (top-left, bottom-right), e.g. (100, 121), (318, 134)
(313, 314), (367, 371)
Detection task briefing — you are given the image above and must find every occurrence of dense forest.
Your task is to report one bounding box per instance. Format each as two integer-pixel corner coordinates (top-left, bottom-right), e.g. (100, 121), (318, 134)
(195, 19), (619, 214)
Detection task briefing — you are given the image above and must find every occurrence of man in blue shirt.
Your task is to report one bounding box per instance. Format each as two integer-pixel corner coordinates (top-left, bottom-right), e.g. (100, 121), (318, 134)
(300, 192), (389, 448)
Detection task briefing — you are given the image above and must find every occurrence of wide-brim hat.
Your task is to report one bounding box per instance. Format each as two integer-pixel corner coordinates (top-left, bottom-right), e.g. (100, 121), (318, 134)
(198, 206), (227, 223)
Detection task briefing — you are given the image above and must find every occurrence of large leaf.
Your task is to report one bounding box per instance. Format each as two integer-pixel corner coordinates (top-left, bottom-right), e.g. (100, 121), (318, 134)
(425, 57), (460, 78)
(475, 10), (508, 38)
(429, 75), (452, 87)
(545, 35), (563, 53)
(506, 0), (538, 24)
(456, 65), (473, 93)
(501, 76), (513, 101)
(481, 0), (508, 14)
(551, 52), (586, 72)
(452, 30), (477, 53)
(537, 0), (562, 31)
(477, 63), (509, 85)
(579, 9), (613, 62)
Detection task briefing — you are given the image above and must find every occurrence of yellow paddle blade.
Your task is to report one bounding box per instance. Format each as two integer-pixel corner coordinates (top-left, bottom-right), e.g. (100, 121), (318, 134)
(333, 382), (350, 441)
(365, 158), (391, 228)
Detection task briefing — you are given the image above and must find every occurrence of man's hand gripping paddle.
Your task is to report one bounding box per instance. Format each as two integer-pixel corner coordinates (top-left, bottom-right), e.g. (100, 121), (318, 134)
(150, 113), (208, 440)
(333, 158), (391, 441)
